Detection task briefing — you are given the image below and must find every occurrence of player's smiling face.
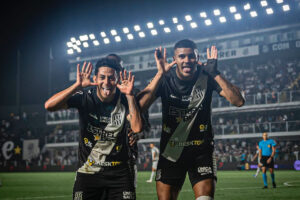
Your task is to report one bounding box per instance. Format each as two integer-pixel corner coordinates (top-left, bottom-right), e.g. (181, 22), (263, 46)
(94, 66), (118, 102)
(174, 48), (198, 80)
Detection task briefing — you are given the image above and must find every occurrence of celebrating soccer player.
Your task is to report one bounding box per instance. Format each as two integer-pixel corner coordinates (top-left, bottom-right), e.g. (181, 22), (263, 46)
(138, 39), (245, 200)
(45, 58), (142, 199)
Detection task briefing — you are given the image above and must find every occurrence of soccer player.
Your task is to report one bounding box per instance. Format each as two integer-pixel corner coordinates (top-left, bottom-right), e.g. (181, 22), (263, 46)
(251, 144), (262, 178)
(45, 58), (142, 199)
(259, 132), (277, 189)
(138, 39), (244, 200)
(147, 143), (160, 183)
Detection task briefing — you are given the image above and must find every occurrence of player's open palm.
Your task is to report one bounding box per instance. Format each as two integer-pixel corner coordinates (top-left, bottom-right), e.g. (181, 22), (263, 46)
(76, 62), (97, 88)
(155, 47), (176, 74)
(117, 70), (134, 96)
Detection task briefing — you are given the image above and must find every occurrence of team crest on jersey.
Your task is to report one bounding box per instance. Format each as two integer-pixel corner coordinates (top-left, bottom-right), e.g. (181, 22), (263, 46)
(199, 124), (208, 132)
(115, 145), (122, 152)
(87, 158), (95, 166)
(268, 144), (271, 148)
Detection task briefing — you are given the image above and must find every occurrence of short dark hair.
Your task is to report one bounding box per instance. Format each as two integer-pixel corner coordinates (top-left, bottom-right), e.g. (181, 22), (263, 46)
(95, 57), (121, 76)
(106, 53), (123, 71)
(174, 39), (197, 51)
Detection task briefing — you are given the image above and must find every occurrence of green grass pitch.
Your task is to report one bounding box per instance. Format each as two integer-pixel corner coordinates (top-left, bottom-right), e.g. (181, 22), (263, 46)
(0, 170), (299, 200)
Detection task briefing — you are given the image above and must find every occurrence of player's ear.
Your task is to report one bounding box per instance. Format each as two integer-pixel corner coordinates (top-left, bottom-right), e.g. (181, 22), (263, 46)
(93, 75), (97, 83)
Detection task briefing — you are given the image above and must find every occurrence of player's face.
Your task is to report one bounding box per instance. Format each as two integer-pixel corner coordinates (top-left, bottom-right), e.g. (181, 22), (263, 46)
(94, 67), (118, 101)
(262, 133), (268, 141)
(174, 48), (198, 80)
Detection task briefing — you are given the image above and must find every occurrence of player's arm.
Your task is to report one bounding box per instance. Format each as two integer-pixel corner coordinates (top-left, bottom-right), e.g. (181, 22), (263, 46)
(45, 62), (96, 111)
(137, 47), (176, 112)
(251, 153), (258, 162)
(202, 46), (245, 107)
(117, 70), (143, 133)
(258, 148), (262, 161)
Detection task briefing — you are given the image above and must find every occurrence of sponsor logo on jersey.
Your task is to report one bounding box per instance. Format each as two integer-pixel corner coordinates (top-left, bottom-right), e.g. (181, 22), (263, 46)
(197, 166), (212, 175)
(169, 140), (204, 147)
(115, 145), (122, 152)
(169, 106), (203, 122)
(74, 191), (83, 200)
(87, 123), (116, 141)
(83, 138), (93, 148)
(123, 191), (135, 199)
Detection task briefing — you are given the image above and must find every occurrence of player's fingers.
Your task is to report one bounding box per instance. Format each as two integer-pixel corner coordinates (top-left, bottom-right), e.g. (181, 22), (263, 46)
(131, 75), (135, 86)
(163, 48), (167, 61)
(124, 70), (127, 80)
(119, 71), (124, 82)
(207, 48), (210, 59)
(87, 62), (93, 74)
(77, 64), (80, 75)
(82, 62), (86, 73)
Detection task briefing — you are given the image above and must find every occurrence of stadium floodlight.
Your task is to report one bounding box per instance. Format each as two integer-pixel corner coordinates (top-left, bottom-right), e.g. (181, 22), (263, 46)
(67, 49), (74, 54)
(93, 40), (100, 46)
(147, 22), (154, 29)
(123, 27), (129, 34)
(213, 9), (221, 16)
(172, 17), (178, 24)
(190, 22), (197, 28)
(72, 45), (78, 50)
(134, 25), (141, 31)
(282, 4), (290, 11)
(164, 27), (171, 33)
(104, 38), (110, 44)
(79, 35), (88, 41)
(100, 32), (106, 37)
(115, 36), (121, 42)
(127, 34), (134, 40)
(111, 29), (117, 36)
(185, 15), (192, 21)
(229, 6), (237, 13)
(234, 13), (242, 20)
(76, 40), (81, 46)
(159, 20), (165, 25)
(266, 8), (274, 14)
(89, 34), (95, 40)
(276, 0), (283, 4)
(250, 11), (258, 17)
(67, 42), (73, 48)
(83, 42), (89, 48)
(76, 48), (82, 53)
(219, 16), (226, 23)
(204, 19), (212, 26)
(70, 37), (76, 43)
(200, 12), (207, 18)
(261, 1), (268, 7)
(244, 3), (251, 10)
(151, 29), (158, 35)
(177, 24), (184, 31)
(139, 32), (145, 38)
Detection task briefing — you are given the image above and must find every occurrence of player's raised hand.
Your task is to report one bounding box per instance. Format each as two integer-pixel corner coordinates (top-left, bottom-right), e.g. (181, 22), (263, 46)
(155, 47), (176, 75)
(76, 62), (98, 89)
(202, 46), (220, 78)
(117, 70), (134, 96)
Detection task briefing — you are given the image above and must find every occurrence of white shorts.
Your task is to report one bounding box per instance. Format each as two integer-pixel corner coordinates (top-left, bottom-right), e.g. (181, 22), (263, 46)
(152, 160), (158, 170)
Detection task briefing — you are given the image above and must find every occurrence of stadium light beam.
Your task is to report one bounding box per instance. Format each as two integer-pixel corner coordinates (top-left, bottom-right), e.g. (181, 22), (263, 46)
(261, 1), (268, 7)
(104, 38), (110, 44)
(250, 11), (258, 17)
(276, 0), (283, 4)
(111, 29), (117, 36)
(115, 36), (121, 42)
(134, 25), (141, 31)
(266, 8), (274, 15)
(200, 12), (207, 18)
(70, 37), (76, 43)
(185, 15), (192, 21)
(79, 35), (88, 41)
(100, 32), (106, 37)
(159, 20), (165, 25)
(127, 34), (134, 40)
(82, 42), (89, 48)
(229, 6), (237, 13)
(67, 49), (74, 54)
(164, 27), (171, 33)
(282, 5), (290, 12)
(151, 29), (158, 36)
(89, 34), (95, 40)
(177, 24), (184, 31)
(190, 22), (197, 28)
(244, 3), (251, 10)
(172, 17), (178, 24)
(67, 42), (73, 48)
(213, 9), (221, 16)
(147, 22), (154, 29)
(139, 32), (145, 38)
(219, 16), (226, 23)
(204, 19), (212, 26)
(234, 13), (242, 20)
(93, 40), (100, 46)
(123, 27), (129, 34)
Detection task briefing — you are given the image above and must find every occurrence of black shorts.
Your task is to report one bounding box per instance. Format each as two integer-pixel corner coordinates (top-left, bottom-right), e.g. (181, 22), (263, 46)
(260, 156), (274, 168)
(73, 166), (135, 200)
(155, 151), (217, 188)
